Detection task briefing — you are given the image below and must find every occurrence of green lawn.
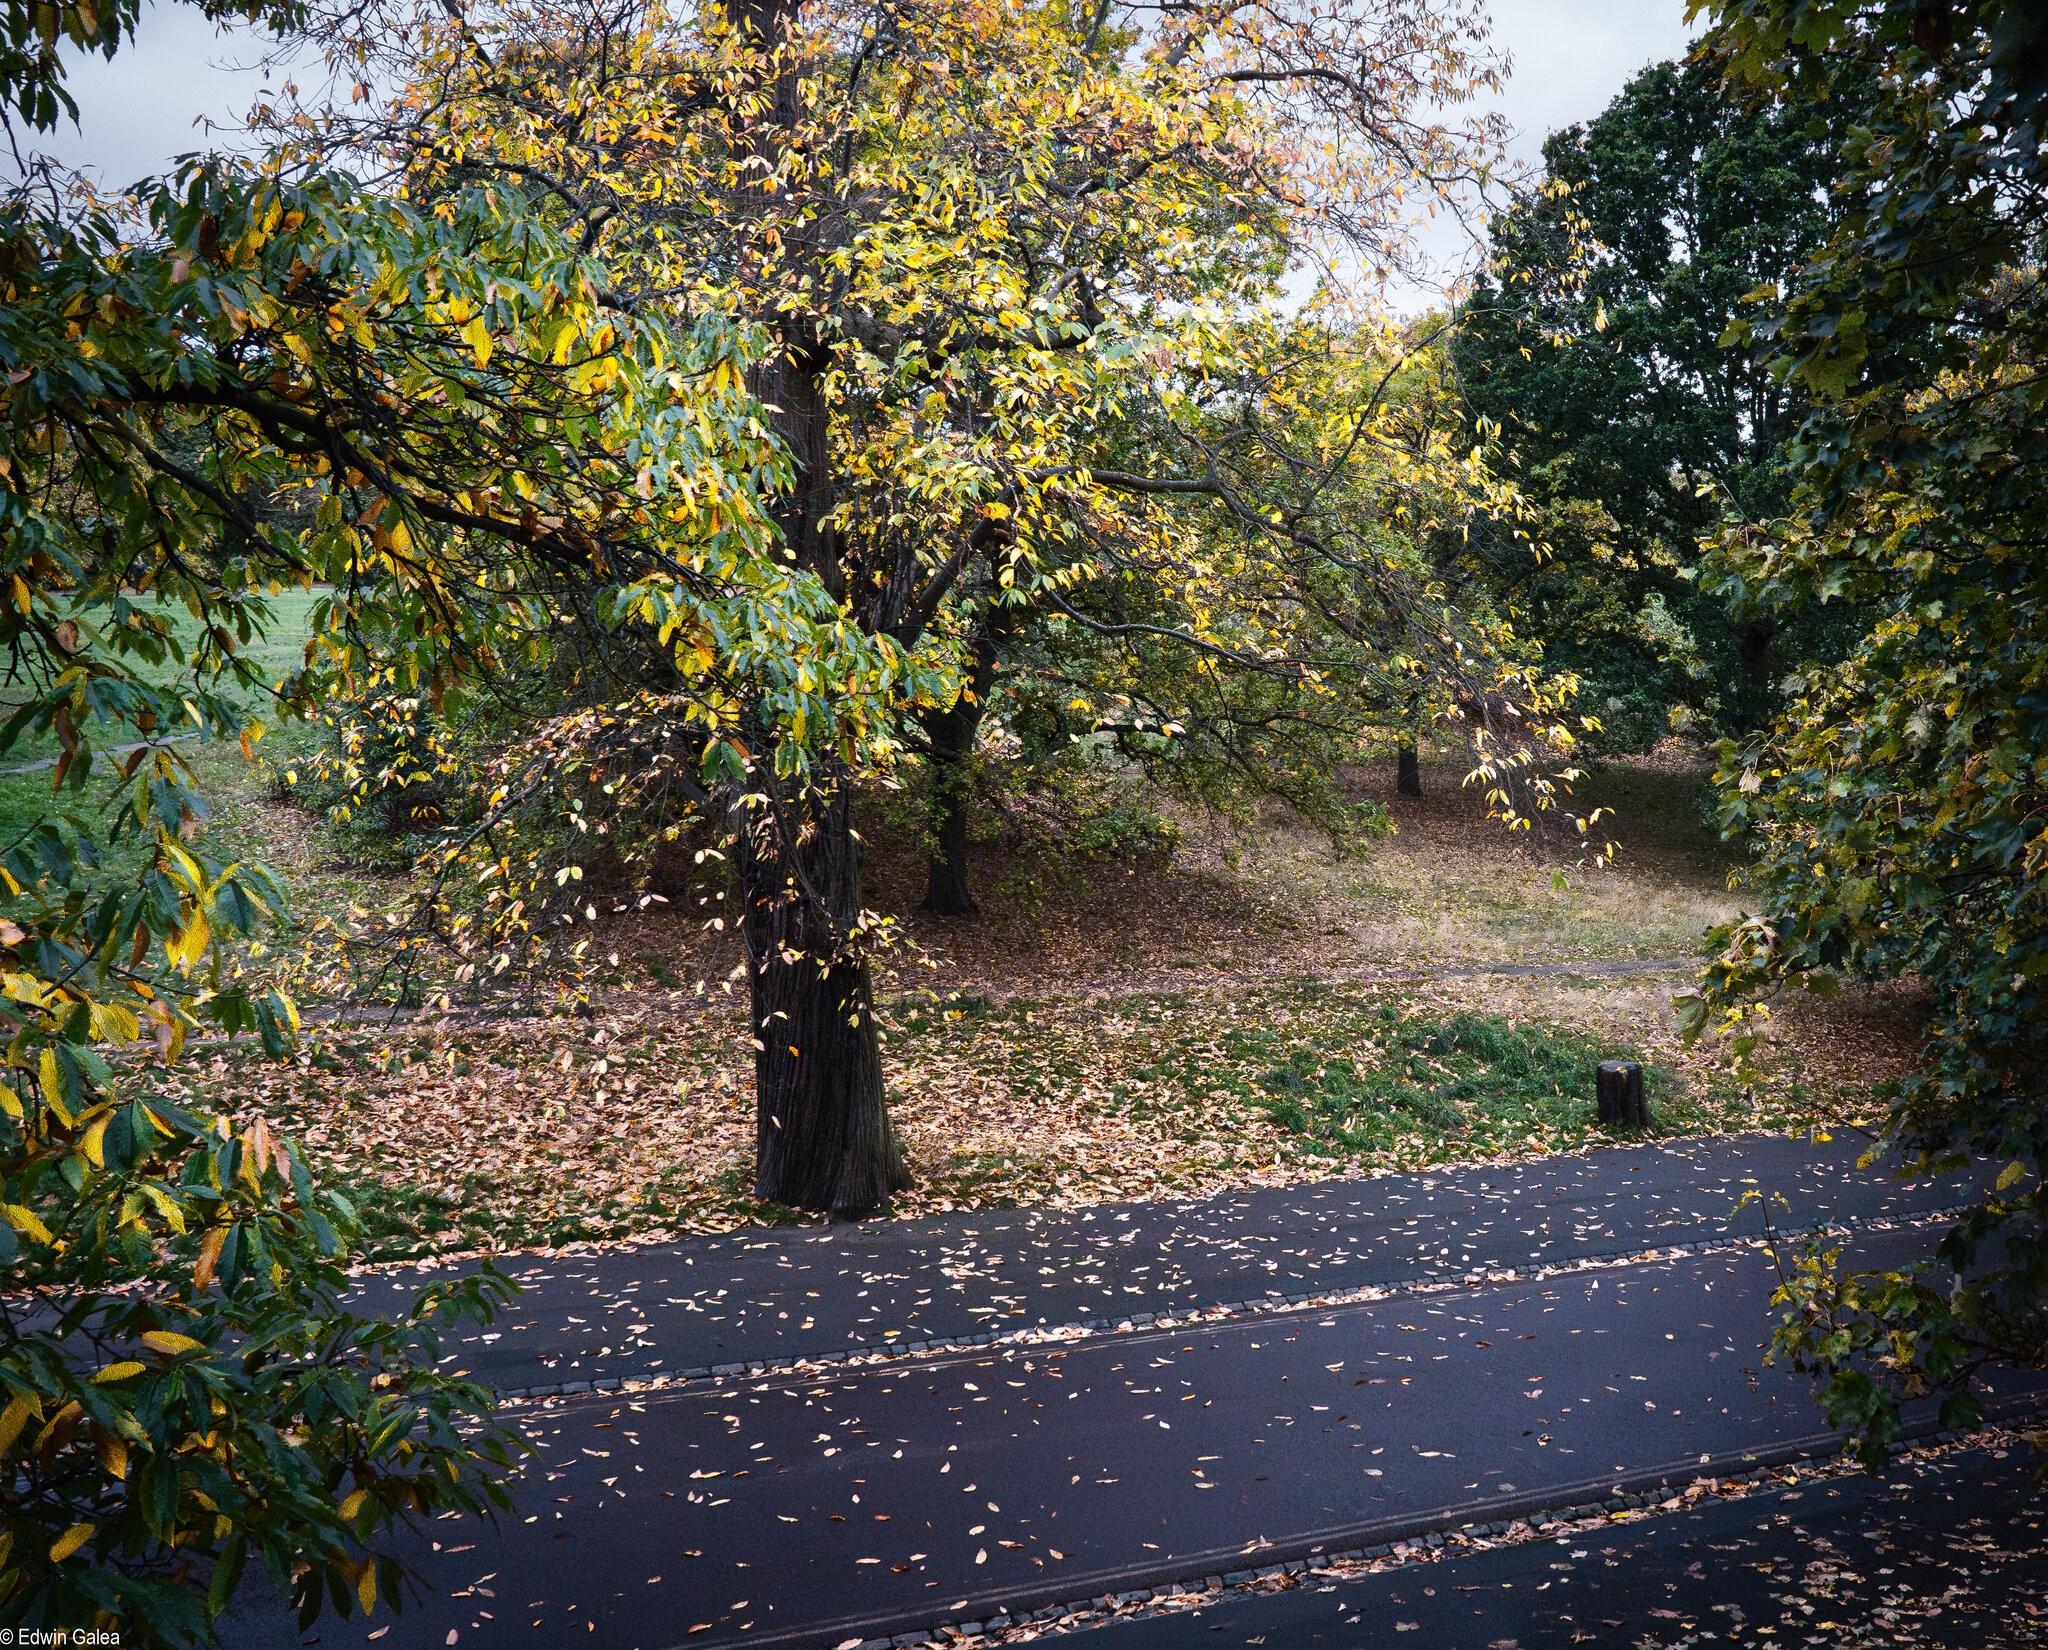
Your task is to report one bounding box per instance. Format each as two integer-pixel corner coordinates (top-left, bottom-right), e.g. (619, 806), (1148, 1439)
(0, 588), (328, 874)
(1, 587), (326, 768)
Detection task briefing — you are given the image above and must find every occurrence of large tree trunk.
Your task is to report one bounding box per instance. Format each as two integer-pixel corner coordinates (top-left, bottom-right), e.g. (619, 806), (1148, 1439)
(724, 0), (907, 1213)
(737, 778), (909, 1214)
(730, 332), (897, 1207)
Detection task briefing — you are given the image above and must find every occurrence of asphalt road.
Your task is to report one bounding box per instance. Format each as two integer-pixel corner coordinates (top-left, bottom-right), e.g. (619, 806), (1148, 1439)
(238, 1227), (2040, 1650)
(1074, 1439), (2048, 1648)
(349, 1132), (1977, 1391)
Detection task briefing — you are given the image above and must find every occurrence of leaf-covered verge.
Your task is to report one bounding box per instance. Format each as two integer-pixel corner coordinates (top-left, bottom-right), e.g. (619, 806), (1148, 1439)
(172, 982), (1792, 1262)
(168, 750), (1911, 1263)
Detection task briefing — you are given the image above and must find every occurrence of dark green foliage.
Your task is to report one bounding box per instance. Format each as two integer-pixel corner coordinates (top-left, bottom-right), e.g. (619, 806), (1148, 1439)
(1458, 56), (1849, 742)
(1687, 0), (2048, 1464)
(1068, 801), (1183, 863)
(278, 691), (465, 863)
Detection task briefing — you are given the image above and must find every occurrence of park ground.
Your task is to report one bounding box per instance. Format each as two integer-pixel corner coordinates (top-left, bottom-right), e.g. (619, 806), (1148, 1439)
(47, 627), (1924, 1263)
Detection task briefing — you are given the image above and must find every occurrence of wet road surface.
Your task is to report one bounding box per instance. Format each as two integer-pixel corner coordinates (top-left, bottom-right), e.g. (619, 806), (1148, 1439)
(350, 1133), (1977, 1391)
(242, 1226), (2041, 1650)
(1075, 1438), (2048, 1648)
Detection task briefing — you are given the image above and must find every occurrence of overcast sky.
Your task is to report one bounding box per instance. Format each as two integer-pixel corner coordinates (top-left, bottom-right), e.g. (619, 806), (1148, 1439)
(19, 0), (1700, 291)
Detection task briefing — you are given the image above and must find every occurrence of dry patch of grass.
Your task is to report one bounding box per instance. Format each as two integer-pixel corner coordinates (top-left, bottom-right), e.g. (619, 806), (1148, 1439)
(1233, 747), (1744, 971)
(852, 745), (1744, 996)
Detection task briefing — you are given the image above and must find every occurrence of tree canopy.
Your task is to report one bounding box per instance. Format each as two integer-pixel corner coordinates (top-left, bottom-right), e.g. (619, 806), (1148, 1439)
(1683, 0), (2048, 1459)
(268, 0), (1590, 1215)
(0, 0), (807, 1631)
(1457, 52), (1842, 745)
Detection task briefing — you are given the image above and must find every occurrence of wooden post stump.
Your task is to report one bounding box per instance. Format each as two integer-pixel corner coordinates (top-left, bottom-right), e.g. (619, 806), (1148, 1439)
(1596, 1060), (1649, 1129)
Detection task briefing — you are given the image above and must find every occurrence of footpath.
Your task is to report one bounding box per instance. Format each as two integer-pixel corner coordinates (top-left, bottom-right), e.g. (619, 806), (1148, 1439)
(229, 1133), (2042, 1650)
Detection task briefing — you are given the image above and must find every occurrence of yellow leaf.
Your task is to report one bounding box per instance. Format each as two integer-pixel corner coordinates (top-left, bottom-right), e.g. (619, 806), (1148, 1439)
(193, 1226), (225, 1289)
(87, 1001), (140, 1043)
(95, 1432), (128, 1480)
(79, 1114), (108, 1169)
(3, 1205), (52, 1245)
(0, 1393), (37, 1454)
(165, 908), (210, 973)
(140, 1331), (204, 1358)
(356, 1560), (378, 1615)
(38, 1049), (71, 1127)
(160, 838), (206, 889)
(49, 1523), (94, 1563)
(140, 1181), (187, 1236)
(92, 1362), (145, 1384)
(462, 314), (493, 369)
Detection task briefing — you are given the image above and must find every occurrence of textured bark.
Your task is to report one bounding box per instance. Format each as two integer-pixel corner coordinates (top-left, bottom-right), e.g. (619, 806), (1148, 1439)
(721, 0), (908, 1212)
(1396, 741), (1422, 796)
(738, 780), (909, 1214)
(733, 320), (895, 1208)
(1596, 1060), (1650, 1129)
(734, 336), (898, 1208)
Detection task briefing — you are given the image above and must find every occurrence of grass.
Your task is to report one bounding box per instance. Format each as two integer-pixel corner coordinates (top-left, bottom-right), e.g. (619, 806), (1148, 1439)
(35, 590), (1892, 1259)
(1230, 1009), (1668, 1149)
(178, 960), (1860, 1263)
(0, 590), (360, 918)
(0, 588), (326, 769)
(97, 726), (1917, 1261)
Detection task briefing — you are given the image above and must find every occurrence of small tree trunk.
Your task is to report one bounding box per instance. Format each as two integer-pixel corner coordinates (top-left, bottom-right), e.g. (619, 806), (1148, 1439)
(737, 776), (909, 1214)
(919, 617), (1004, 916)
(1596, 1060), (1650, 1129)
(1736, 617), (1778, 730)
(920, 695), (983, 916)
(1396, 691), (1424, 796)
(923, 772), (977, 915)
(1397, 741), (1422, 796)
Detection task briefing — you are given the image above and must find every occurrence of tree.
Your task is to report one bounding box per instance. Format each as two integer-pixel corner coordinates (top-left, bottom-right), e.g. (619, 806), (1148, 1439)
(287, 0), (1586, 1215)
(1457, 54), (1843, 744)
(0, 0), (835, 1630)
(1682, 0), (2048, 1461)
(906, 313), (1547, 913)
